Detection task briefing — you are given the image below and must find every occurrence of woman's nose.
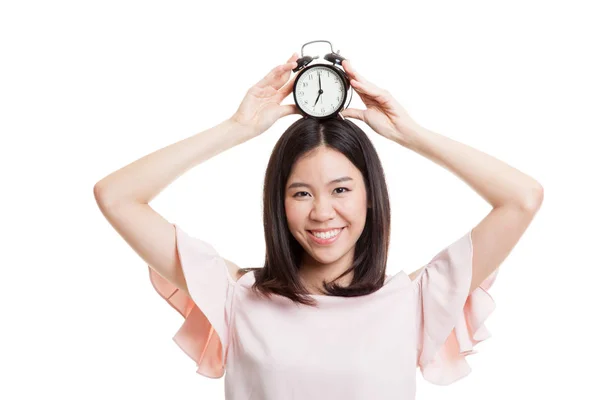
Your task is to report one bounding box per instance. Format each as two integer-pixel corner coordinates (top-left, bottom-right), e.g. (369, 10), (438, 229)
(310, 199), (337, 219)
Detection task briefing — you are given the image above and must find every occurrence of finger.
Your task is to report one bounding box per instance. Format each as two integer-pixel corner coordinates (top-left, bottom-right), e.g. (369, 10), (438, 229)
(340, 107), (364, 121)
(350, 79), (371, 95)
(257, 61), (297, 90)
(257, 53), (298, 89)
(344, 60), (389, 102)
(278, 103), (300, 119)
(255, 64), (284, 88)
(276, 70), (299, 100)
(342, 59), (366, 84)
(343, 59), (377, 96)
(350, 78), (389, 101)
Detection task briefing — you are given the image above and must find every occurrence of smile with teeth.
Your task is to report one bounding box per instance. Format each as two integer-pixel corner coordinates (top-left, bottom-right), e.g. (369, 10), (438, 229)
(309, 228), (342, 239)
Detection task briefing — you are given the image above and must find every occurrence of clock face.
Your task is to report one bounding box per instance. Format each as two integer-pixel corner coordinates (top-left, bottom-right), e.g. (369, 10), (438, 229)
(294, 66), (346, 117)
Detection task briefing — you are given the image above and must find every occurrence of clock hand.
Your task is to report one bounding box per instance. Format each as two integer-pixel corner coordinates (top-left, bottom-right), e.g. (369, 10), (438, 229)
(314, 72), (323, 107)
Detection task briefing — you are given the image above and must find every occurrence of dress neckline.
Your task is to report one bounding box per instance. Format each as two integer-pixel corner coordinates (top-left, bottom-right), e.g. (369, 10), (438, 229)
(236, 269), (411, 302)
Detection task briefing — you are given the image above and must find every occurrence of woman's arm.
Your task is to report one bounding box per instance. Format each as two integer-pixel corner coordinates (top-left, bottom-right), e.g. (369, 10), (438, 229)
(398, 125), (543, 209)
(94, 117), (254, 207)
(93, 118), (253, 293)
(398, 125), (543, 293)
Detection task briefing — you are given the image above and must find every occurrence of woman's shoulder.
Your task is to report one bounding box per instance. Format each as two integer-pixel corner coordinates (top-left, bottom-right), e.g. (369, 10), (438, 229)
(226, 264), (257, 282)
(224, 260), (247, 282)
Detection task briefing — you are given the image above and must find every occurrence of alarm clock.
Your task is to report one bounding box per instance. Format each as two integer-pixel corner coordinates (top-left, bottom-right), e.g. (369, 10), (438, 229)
(292, 40), (354, 120)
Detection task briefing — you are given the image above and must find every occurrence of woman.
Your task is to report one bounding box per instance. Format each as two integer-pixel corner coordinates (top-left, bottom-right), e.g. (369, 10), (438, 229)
(94, 52), (543, 399)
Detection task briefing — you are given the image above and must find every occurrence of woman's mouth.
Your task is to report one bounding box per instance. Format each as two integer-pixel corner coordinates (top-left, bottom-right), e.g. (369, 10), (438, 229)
(307, 227), (345, 245)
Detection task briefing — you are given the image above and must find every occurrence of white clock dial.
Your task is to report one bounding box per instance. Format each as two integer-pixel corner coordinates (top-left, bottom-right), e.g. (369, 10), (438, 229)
(295, 66), (345, 117)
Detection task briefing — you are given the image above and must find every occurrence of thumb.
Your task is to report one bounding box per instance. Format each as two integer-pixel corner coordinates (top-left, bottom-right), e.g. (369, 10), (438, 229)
(340, 108), (364, 121)
(278, 104), (300, 119)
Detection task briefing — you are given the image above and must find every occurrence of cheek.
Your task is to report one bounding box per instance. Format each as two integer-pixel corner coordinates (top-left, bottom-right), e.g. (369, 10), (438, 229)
(284, 200), (304, 228)
(342, 198), (369, 232)
(343, 196), (368, 217)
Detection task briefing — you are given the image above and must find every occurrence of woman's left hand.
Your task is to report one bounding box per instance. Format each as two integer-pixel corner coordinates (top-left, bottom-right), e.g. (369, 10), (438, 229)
(340, 59), (420, 143)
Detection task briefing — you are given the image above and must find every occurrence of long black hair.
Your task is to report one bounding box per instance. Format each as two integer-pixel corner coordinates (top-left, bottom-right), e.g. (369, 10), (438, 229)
(240, 116), (392, 307)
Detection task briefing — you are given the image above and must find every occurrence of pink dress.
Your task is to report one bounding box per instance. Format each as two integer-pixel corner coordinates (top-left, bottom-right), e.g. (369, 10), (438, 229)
(149, 223), (498, 399)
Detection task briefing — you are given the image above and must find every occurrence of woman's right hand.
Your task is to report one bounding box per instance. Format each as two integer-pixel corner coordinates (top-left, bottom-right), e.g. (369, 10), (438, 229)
(230, 53), (301, 137)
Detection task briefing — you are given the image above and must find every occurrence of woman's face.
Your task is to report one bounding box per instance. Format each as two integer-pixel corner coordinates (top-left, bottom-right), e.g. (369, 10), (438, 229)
(284, 146), (370, 268)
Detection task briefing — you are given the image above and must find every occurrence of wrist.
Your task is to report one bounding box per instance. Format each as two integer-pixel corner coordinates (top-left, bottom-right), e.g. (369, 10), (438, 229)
(227, 116), (259, 141)
(392, 122), (426, 148)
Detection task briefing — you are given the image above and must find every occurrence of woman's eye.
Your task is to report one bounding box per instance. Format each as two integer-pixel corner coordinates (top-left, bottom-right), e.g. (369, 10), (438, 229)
(293, 188), (350, 198)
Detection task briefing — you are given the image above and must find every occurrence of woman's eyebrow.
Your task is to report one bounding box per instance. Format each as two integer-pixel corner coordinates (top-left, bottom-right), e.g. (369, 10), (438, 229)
(287, 176), (354, 190)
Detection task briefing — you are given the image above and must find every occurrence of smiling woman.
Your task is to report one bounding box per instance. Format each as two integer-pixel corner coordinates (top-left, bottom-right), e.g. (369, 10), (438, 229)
(92, 49), (520, 399)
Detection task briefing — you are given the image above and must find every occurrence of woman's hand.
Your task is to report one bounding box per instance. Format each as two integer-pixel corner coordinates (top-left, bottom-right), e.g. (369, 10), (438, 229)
(340, 59), (421, 143)
(230, 53), (301, 137)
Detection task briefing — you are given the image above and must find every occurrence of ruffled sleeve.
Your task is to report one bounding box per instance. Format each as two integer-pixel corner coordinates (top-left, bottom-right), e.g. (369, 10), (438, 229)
(148, 223), (235, 379)
(414, 229), (499, 385)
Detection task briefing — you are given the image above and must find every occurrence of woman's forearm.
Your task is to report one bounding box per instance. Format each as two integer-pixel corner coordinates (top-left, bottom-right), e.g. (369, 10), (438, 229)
(94, 118), (254, 207)
(397, 125), (543, 210)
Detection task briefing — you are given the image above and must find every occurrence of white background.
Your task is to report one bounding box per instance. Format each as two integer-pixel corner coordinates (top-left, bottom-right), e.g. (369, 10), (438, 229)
(1, 0), (598, 399)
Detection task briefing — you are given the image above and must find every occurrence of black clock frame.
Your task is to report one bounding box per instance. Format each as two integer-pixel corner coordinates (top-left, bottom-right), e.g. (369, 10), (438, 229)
(292, 63), (350, 120)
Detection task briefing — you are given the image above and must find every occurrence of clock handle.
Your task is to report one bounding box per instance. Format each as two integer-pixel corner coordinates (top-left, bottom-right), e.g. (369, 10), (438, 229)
(300, 39), (336, 56)
(294, 39), (346, 70)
